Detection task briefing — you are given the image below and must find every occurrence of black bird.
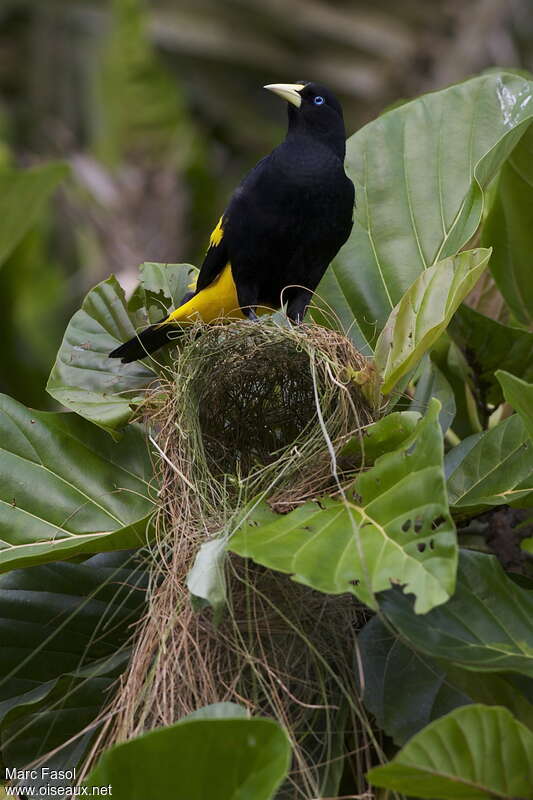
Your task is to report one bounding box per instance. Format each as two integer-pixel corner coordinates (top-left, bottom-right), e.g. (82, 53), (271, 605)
(110, 82), (355, 363)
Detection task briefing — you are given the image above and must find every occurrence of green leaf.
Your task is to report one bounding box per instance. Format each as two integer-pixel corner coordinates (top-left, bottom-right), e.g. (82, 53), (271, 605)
(0, 552), (147, 783)
(444, 433), (483, 479)
(434, 340), (482, 439)
(359, 615), (533, 746)
(0, 163), (68, 269)
(140, 261), (197, 310)
(47, 264), (193, 435)
(497, 372), (533, 441)
(367, 704), (533, 800)
(446, 414), (533, 512)
(86, 717), (291, 800)
(322, 72), (533, 347)
(229, 398), (457, 614)
(340, 410), (420, 463)
(0, 394), (155, 572)
(375, 249), (491, 394)
(484, 123), (533, 325)
(47, 276), (154, 435)
(182, 703), (248, 722)
(443, 667), (533, 732)
(187, 537), (228, 617)
(449, 305), (533, 407)
(411, 358), (456, 434)
(382, 550), (533, 677)
(359, 616), (470, 745)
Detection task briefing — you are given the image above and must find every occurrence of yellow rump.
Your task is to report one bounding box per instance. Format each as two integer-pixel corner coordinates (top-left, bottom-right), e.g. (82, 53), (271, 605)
(160, 263), (273, 327)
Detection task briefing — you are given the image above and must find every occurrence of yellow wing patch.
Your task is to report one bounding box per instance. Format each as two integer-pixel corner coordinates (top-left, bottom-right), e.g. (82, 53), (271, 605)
(209, 216), (224, 248)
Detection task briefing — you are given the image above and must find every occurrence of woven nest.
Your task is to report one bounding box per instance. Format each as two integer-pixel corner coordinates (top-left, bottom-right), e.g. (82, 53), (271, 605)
(88, 321), (382, 797)
(180, 321), (378, 509)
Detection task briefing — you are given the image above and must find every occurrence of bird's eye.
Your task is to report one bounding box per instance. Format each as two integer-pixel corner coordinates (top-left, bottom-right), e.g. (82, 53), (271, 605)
(314, 95), (325, 106)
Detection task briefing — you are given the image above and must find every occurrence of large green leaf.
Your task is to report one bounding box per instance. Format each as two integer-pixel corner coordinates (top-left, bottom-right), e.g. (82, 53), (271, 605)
(367, 704), (533, 800)
(0, 163), (68, 270)
(47, 263), (193, 435)
(497, 371), (533, 441)
(484, 123), (533, 326)
(359, 615), (533, 746)
(444, 433), (484, 480)
(359, 616), (470, 746)
(449, 305), (533, 407)
(0, 552), (147, 786)
(446, 414), (533, 512)
(229, 398), (457, 614)
(382, 551), (533, 677)
(443, 667), (533, 732)
(86, 716), (291, 800)
(375, 249), (490, 394)
(320, 72), (533, 348)
(0, 394), (155, 572)
(46, 276), (154, 436)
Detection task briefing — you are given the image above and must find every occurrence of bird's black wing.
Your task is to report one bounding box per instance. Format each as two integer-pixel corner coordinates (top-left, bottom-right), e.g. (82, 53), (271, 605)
(195, 156), (273, 294)
(194, 214), (231, 293)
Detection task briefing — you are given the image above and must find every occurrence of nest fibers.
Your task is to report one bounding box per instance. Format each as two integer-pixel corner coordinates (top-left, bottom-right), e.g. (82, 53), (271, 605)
(87, 320), (382, 797)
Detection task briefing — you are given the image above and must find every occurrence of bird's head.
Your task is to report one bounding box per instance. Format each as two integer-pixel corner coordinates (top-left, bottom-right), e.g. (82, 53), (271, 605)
(264, 81), (346, 156)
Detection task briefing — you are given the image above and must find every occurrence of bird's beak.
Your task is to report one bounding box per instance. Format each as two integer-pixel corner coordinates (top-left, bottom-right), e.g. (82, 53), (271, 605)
(264, 83), (305, 108)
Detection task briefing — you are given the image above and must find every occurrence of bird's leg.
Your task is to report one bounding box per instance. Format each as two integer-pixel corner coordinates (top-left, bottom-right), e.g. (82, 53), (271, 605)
(237, 282), (260, 322)
(287, 289), (313, 324)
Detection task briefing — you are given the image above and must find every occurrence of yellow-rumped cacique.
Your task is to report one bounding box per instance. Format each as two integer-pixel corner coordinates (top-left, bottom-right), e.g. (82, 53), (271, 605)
(110, 81), (355, 363)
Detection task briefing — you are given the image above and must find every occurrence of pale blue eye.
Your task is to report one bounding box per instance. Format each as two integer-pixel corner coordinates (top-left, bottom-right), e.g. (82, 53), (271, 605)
(314, 95), (325, 106)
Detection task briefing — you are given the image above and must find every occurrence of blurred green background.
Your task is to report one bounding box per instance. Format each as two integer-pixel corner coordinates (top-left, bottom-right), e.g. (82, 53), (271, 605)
(1, 0), (533, 409)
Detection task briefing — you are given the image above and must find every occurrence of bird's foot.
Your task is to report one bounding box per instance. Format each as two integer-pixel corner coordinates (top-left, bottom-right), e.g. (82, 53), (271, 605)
(244, 308), (260, 322)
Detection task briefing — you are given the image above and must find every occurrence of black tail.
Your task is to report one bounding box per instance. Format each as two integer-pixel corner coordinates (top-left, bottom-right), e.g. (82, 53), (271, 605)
(109, 322), (181, 363)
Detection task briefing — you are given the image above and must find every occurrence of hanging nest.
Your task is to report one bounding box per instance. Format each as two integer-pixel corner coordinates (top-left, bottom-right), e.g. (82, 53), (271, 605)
(86, 320), (383, 798)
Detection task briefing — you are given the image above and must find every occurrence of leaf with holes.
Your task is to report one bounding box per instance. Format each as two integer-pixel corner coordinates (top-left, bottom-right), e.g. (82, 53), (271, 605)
(229, 398), (457, 614)
(375, 249), (490, 394)
(318, 72), (533, 350)
(0, 394), (155, 572)
(367, 704), (533, 799)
